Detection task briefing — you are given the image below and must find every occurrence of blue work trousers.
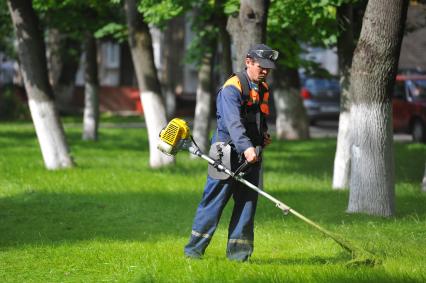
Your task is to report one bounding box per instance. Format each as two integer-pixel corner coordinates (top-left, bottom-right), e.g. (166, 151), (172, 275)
(184, 163), (260, 261)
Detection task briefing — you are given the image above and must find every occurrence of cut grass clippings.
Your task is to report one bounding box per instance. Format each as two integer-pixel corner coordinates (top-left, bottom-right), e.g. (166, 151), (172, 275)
(0, 118), (425, 282)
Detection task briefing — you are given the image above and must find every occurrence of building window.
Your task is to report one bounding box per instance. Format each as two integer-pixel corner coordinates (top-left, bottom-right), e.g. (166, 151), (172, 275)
(104, 42), (120, 68)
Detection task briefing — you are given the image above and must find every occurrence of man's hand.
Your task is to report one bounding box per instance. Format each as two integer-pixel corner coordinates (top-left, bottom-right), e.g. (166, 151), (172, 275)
(263, 133), (272, 147)
(244, 147), (258, 163)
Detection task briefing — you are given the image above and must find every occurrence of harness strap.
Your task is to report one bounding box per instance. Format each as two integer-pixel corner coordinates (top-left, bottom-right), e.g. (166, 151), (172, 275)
(236, 72), (250, 102)
(235, 72), (263, 134)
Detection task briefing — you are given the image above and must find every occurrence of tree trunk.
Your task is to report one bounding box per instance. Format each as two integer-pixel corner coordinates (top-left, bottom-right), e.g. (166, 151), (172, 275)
(7, 0), (73, 170)
(273, 67), (309, 140)
(227, 0), (270, 189)
(348, 0), (408, 217)
(45, 29), (80, 114)
(422, 162), (426, 192)
(192, 47), (214, 155)
(216, 0), (233, 76)
(119, 42), (136, 86)
(82, 33), (99, 141)
(332, 3), (356, 189)
(161, 16), (185, 119)
(124, 0), (174, 168)
(46, 28), (62, 88)
(191, 0), (230, 154)
(227, 0), (269, 72)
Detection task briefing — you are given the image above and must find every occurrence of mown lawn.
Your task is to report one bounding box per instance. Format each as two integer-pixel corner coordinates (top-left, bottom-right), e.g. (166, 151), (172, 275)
(0, 118), (425, 282)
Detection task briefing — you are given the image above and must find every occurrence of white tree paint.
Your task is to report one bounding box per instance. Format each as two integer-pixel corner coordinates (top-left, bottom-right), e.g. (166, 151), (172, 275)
(192, 89), (211, 154)
(82, 83), (99, 140)
(28, 99), (73, 169)
(348, 103), (395, 216)
(140, 91), (174, 168)
(422, 162), (426, 192)
(332, 111), (351, 189)
(274, 88), (309, 140)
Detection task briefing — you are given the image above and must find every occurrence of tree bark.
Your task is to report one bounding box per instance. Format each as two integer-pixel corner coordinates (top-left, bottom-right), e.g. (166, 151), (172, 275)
(227, 0), (269, 189)
(46, 28), (62, 88)
(422, 162), (426, 192)
(124, 0), (174, 168)
(192, 47), (214, 155)
(45, 29), (80, 110)
(227, 0), (269, 72)
(82, 33), (99, 141)
(7, 0), (74, 170)
(333, 3), (356, 189)
(348, 0), (409, 216)
(161, 16), (185, 119)
(216, 0), (233, 76)
(273, 67), (309, 140)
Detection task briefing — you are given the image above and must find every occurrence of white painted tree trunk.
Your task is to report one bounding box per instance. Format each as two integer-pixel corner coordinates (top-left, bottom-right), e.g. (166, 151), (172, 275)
(192, 90), (211, 154)
(82, 82), (99, 141)
(192, 52), (213, 155)
(140, 91), (174, 168)
(332, 3), (355, 190)
(332, 111), (351, 189)
(348, 104), (395, 215)
(7, 0), (74, 170)
(29, 99), (73, 169)
(124, 0), (174, 168)
(82, 34), (99, 141)
(422, 162), (426, 192)
(274, 88), (309, 140)
(347, 0), (408, 217)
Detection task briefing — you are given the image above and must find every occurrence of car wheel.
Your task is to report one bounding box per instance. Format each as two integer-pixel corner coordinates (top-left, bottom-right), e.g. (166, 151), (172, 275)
(412, 119), (426, 143)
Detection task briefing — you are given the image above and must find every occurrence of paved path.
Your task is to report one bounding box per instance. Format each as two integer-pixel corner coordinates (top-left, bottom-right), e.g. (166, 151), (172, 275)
(307, 120), (412, 142)
(95, 119), (413, 142)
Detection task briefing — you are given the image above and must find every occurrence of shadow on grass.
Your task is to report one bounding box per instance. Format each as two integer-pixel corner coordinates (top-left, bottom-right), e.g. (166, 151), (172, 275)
(264, 138), (426, 183)
(0, 190), (198, 248)
(0, 125), (149, 154)
(264, 138), (337, 179)
(1, 188), (425, 249)
(67, 129), (150, 152)
(0, 130), (38, 148)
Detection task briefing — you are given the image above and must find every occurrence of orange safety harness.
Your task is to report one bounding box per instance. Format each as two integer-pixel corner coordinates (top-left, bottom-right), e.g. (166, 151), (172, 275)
(222, 72), (269, 147)
(222, 73), (270, 116)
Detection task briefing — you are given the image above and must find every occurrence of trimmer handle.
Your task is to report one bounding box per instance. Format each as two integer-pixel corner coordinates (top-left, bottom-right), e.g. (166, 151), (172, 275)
(234, 146), (263, 176)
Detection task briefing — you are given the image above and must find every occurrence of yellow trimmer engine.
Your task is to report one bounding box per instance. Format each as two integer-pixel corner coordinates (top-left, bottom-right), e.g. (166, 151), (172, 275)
(157, 118), (191, 156)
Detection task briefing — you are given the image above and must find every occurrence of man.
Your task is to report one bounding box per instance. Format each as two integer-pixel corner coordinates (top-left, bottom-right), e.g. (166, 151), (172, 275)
(184, 43), (278, 261)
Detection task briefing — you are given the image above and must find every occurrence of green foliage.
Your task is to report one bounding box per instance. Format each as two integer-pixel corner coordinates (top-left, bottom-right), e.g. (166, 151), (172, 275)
(94, 23), (128, 42)
(32, 0), (124, 40)
(0, 0), (15, 58)
(268, 0), (356, 70)
(183, 0), (219, 66)
(0, 121), (425, 281)
(135, 0), (225, 67)
(223, 0), (239, 16)
(268, 0), (335, 68)
(138, 0), (190, 27)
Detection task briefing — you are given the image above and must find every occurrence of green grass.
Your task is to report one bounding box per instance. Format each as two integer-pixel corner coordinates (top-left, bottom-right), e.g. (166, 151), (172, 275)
(0, 120), (425, 282)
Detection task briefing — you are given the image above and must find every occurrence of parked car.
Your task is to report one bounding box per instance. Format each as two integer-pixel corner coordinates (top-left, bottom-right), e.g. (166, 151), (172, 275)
(392, 74), (426, 142)
(300, 77), (341, 124)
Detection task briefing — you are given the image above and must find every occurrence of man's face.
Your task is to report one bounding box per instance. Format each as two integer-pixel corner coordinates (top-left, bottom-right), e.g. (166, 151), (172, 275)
(245, 58), (271, 83)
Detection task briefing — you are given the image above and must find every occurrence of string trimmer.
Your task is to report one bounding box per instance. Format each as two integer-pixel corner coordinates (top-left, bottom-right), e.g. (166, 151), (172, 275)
(157, 118), (380, 266)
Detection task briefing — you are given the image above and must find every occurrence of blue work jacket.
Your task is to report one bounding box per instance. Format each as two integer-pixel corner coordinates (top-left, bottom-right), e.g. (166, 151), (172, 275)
(214, 71), (268, 154)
